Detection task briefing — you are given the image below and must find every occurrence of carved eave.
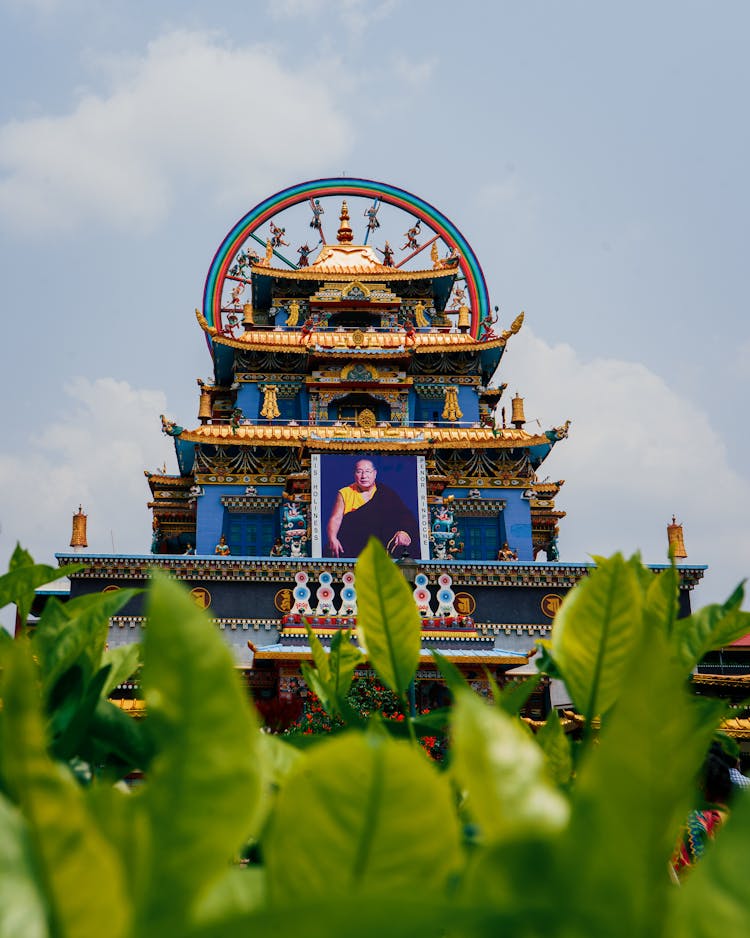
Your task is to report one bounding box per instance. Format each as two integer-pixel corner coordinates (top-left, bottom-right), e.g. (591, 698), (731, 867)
(195, 311), (514, 355)
(144, 473), (193, 498)
(479, 385), (507, 405)
(532, 481), (565, 496)
(250, 261), (457, 284)
(177, 423), (557, 451)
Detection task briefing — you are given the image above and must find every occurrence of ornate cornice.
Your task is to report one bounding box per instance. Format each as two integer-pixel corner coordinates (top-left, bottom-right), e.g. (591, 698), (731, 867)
(56, 554), (706, 589)
(178, 424), (550, 451)
(195, 310), (510, 354)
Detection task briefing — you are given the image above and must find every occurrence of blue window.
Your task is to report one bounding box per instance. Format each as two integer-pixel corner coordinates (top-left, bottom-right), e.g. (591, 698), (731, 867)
(224, 513), (277, 557)
(464, 517), (502, 561)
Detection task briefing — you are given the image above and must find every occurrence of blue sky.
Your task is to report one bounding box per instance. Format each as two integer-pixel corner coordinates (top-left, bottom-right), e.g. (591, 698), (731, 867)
(0, 0), (747, 614)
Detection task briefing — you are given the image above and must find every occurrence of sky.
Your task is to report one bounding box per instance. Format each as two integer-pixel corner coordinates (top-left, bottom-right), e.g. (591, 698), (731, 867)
(0, 0), (748, 621)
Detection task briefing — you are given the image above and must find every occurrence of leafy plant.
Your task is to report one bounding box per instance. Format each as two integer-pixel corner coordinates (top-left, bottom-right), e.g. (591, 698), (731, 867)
(0, 538), (749, 937)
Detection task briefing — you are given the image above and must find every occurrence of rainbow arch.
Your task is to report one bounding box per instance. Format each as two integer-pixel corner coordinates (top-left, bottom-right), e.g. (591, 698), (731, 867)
(203, 178), (491, 341)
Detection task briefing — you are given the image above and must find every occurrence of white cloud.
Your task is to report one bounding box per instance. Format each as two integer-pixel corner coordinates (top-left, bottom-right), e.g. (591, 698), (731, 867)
(0, 30), (351, 234)
(0, 377), (173, 577)
(269, 0), (399, 35)
(499, 326), (750, 607)
(392, 54), (437, 91)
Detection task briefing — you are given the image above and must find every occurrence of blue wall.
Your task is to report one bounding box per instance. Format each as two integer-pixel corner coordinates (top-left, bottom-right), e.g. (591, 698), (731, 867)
(503, 489), (533, 560)
(457, 386), (479, 423)
(437, 486), (532, 561)
(196, 485), (232, 554)
(196, 484), (286, 554)
(236, 383), (260, 419)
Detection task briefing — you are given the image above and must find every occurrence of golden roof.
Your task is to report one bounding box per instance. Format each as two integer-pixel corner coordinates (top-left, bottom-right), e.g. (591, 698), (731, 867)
(113, 698), (146, 715)
(196, 310), (513, 354)
(254, 647), (524, 665)
(691, 673), (750, 686)
(718, 716), (750, 739)
(178, 423), (551, 450)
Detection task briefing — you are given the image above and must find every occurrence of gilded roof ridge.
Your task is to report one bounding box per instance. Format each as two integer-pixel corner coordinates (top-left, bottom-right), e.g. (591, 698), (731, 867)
(250, 262), (456, 281)
(199, 325), (512, 354)
(176, 423), (556, 449)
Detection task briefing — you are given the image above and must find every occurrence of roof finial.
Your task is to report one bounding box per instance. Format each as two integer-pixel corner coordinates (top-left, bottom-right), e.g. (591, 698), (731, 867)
(667, 515), (687, 560)
(337, 200), (353, 243)
(70, 505), (88, 551)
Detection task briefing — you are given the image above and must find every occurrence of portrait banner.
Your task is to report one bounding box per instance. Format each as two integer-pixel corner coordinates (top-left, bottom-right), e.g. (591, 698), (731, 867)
(312, 454), (428, 559)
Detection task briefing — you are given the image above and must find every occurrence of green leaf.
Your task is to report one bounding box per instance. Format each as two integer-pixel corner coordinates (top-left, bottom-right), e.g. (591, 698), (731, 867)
(533, 637), (564, 680)
(35, 589), (141, 696)
(430, 649), (469, 694)
(251, 732), (304, 837)
(299, 627), (331, 713)
(187, 896), (511, 938)
(535, 708), (573, 786)
(460, 835), (561, 925)
(666, 777), (750, 936)
(85, 782), (145, 902)
(306, 624), (331, 683)
(193, 867), (267, 929)
(0, 544), (82, 633)
(82, 699), (151, 776)
(100, 644), (141, 698)
(644, 564), (680, 639)
(494, 673), (541, 716)
(558, 630), (724, 938)
(355, 538), (421, 696)
(671, 582), (750, 672)
(0, 641), (130, 938)
(302, 630), (364, 721)
(135, 573), (264, 935)
(0, 793), (49, 938)
(264, 730), (462, 902)
(328, 628), (365, 703)
(48, 663), (111, 761)
(300, 661), (332, 713)
(450, 690), (569, 844)
(551, 552), (644, 722)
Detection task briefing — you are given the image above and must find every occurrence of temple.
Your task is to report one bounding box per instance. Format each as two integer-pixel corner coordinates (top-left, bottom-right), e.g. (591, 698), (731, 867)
(55, 179), (706, 711)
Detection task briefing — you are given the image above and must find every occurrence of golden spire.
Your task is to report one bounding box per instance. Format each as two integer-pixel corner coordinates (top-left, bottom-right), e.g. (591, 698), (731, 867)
(667, 515), (688, 559)
(337, 200), (354, 243)
(70, 505), (88, 550)
(511, 392), (526, 428)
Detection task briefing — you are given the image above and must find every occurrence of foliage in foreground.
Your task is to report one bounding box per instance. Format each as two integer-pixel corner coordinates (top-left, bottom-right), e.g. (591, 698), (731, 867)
(0, 541), (750, 937)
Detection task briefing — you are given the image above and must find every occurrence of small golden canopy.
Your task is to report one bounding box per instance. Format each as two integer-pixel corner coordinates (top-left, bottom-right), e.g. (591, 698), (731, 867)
(70, 505), (88, 549)
(667, 515), (688, 559)
(511, 393), (526, 428)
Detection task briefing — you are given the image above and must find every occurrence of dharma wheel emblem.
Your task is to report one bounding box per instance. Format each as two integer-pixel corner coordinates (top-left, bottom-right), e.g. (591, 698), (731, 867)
(453, 592), (476, 615)
(357, 408), (377, 430)
(190, 587), (211, 609)
(541, 593), (563, 618)
(274, 588), (294, 613)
